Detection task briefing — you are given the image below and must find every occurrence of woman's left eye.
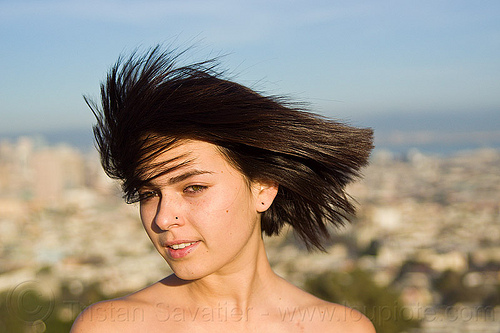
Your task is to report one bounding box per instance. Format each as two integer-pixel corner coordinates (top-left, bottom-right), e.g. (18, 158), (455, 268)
(184, 185), (207, 194)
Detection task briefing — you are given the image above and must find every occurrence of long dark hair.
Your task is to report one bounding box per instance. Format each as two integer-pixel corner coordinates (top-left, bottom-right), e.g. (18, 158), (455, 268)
(86, 45), (373, 251)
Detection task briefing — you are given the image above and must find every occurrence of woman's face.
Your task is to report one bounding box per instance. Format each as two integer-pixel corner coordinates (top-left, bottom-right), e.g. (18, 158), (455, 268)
(137, 140), (276, 280)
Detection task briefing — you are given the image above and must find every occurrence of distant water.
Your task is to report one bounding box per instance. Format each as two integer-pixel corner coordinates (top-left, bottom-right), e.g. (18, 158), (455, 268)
(2, 109), (499, 156)
(373, 141), (500, 156)
(0, 128), (95, 152)
(342, 108), (500, 156)
(2, 128), (499, 158)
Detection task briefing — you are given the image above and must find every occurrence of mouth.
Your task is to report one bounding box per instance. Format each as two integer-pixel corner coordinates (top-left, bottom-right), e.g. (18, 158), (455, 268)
(168, 241), (197, 250)
(165, 241), (200, 259)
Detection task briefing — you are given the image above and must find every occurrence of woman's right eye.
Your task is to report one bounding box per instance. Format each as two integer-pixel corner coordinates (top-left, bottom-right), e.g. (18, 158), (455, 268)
(138, 190), (159, 202)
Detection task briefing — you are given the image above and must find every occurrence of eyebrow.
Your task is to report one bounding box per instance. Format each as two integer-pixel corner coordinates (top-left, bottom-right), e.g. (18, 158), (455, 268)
(167, 169), (214, 186)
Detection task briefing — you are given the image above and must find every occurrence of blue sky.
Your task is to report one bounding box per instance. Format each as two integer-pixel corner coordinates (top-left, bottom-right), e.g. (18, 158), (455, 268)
(1, 0), (499, 134)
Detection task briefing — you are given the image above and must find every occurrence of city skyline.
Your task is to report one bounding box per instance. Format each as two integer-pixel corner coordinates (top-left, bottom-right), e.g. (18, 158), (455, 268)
(1, 0), (499, 134)
(1, 135), (498, 332)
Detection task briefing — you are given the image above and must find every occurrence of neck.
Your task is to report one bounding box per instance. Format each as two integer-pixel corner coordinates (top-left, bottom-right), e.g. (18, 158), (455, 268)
(180, 238), (278, 310)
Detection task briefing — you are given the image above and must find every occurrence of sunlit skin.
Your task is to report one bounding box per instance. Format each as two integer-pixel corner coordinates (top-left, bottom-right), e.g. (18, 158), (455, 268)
(71, 140), (375, 332)
(137, 140), (269, 282)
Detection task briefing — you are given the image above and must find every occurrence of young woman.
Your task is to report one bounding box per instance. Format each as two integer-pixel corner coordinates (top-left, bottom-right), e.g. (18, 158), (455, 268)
(71, 46), (375, 332)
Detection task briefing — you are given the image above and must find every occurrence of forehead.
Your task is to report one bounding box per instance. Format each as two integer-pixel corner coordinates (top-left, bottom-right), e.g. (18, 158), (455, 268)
(152, 139), (221, 165)
(136, 139), (236, 182)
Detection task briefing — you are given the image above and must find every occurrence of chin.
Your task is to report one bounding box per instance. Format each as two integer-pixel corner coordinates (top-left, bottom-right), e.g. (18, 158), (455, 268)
(168, 263), (211, 281)
(172, 270), (207, 281)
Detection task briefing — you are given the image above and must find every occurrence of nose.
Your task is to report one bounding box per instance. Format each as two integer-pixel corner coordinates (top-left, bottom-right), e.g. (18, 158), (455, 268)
(153, 197), (183, 231)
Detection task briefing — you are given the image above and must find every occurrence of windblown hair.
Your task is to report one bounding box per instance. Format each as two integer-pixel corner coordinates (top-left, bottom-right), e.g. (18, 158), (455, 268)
(86, 46), (373, 251)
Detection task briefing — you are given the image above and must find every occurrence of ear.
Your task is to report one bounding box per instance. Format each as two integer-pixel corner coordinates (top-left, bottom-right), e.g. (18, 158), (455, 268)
(252, 180), (279, 213)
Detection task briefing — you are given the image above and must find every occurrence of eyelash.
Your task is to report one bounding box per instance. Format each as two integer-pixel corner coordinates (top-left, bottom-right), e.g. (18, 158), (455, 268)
(137, 190), (158, 202)
(183, 185), (207, 194)
(137, 185), (207, 202)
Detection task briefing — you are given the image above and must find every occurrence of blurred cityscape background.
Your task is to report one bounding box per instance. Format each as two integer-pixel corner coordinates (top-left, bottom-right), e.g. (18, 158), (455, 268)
(0, 125), (499, 332)
(2, 1), (500, 332)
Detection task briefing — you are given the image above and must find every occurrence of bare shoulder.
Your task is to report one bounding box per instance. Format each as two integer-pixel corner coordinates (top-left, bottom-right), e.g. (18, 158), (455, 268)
(274, 278), (375, 332)
(70, 283), (163, 333)
(274, 281), (375, 332)
(315, 301), (375, 333)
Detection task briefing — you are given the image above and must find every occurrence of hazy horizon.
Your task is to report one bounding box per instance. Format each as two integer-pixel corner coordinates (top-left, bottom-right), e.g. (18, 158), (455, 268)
(2, 108), (499, 155)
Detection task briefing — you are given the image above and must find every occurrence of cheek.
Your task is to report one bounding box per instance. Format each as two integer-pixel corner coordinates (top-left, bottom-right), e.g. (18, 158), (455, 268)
(187, 187), (252, 233)
(211, 187), (257, 234)
(139, 202), (160, 237)
(189, 183), (236, 210)
(203, 185), (252, 217)
(139, 204), (152, 226)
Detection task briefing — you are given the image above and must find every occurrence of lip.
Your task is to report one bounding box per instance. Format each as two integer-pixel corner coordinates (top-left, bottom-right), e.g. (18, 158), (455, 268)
(164, 240), (200, 259)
